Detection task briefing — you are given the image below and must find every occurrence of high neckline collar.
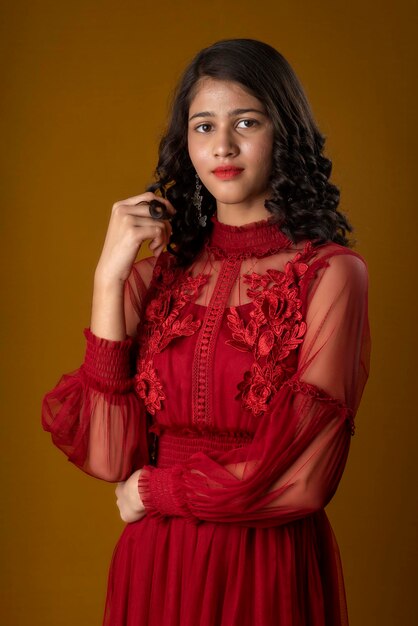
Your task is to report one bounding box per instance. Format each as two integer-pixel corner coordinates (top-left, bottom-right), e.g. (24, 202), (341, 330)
(206, 212), (294, 258)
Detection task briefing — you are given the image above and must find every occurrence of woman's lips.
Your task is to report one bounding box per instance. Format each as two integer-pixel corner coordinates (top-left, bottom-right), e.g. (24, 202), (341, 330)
(212, 168), (244, 179)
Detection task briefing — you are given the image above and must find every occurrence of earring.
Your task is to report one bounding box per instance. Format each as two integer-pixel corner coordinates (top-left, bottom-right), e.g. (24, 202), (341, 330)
(192, 173), (207, 227)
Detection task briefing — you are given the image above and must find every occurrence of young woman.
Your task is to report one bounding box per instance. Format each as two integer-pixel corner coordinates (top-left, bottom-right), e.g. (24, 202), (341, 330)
(42, 38), (371, 626)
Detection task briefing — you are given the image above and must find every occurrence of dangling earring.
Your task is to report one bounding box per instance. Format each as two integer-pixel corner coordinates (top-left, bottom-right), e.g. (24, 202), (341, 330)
(192, 173), (207, 227)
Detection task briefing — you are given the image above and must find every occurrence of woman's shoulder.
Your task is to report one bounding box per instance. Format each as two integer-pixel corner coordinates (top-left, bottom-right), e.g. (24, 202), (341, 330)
(133, 252), (158, 272)
(308, 239), (369, 271)
(131, 250), (179, 288)
(305, 241), (369, 295)
(130, 253), (159, 292)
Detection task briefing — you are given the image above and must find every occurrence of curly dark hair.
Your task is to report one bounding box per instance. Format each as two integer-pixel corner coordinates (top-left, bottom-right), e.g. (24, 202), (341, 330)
(146, 38), (354, 267)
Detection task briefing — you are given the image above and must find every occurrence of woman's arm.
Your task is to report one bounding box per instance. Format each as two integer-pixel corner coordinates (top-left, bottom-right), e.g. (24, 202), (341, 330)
(41, 192), (175, 482)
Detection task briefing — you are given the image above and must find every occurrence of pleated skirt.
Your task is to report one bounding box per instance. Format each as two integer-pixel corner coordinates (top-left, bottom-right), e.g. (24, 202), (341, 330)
(102, 508), (349, 626)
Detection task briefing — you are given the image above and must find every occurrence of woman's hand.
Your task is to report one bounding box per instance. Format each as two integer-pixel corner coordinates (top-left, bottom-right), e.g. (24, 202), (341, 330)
(95, 191), (176, 286)
(115, 469), (147, 523)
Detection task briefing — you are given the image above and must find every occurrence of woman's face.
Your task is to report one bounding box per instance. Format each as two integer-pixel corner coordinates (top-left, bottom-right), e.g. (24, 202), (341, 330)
(187, 77), (275, 216)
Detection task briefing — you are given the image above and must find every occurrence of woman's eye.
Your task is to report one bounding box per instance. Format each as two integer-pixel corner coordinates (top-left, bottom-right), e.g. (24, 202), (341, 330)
(195, 123), (212, 133)
(237, 119), (258, 129)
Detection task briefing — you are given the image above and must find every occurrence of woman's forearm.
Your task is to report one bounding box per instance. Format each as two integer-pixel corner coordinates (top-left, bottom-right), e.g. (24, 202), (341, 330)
(90, 274), (127, 341)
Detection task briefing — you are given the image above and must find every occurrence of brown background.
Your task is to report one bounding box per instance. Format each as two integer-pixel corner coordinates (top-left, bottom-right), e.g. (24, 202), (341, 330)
(1, 1), (416, 624)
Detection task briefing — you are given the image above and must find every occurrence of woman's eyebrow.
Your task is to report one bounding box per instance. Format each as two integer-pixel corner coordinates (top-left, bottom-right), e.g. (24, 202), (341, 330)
(188, 108), (267, 121)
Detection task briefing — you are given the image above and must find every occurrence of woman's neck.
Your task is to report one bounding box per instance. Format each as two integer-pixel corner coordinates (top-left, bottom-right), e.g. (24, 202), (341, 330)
(215, 201), (273, 226)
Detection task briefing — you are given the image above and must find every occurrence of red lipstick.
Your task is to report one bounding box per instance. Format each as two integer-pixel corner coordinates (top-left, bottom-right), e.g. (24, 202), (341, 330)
(212, 167), (244, 180)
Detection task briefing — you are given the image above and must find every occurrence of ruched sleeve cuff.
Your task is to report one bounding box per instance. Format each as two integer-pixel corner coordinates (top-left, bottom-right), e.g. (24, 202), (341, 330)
(138, 465), (198, 523)
(80, 327), (136, 394)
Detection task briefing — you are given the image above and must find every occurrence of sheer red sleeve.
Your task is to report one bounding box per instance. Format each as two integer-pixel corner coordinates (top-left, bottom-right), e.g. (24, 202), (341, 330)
(41, 261), (153, 482)
(138, 251), (371, 526)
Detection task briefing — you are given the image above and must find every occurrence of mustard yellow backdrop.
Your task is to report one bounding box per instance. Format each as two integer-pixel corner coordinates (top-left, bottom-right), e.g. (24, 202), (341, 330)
(1, 1), (416, 624)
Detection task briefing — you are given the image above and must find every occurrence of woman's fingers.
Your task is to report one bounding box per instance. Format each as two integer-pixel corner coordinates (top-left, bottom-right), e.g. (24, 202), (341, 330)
(111, 204), (168, 241)
(114, 471), (147, 522)
(115, 192), (176, 218)
(95, 190), (175, 284)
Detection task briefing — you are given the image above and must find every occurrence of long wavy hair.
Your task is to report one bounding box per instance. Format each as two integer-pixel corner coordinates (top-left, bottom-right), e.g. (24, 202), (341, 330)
(146, 38), (354, 267)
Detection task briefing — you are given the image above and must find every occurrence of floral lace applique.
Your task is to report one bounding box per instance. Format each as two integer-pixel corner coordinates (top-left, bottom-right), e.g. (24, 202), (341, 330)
(134, 256), (210, 415)
(226, 241), (319, 418)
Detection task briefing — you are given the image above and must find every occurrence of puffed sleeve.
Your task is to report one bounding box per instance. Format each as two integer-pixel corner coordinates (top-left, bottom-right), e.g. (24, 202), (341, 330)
(41, 260), (153, 482)
(138, 250), (371, 526)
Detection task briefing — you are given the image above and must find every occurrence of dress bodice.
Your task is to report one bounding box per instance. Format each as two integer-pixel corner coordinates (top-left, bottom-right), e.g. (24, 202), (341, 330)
(133, 212), (330, 443)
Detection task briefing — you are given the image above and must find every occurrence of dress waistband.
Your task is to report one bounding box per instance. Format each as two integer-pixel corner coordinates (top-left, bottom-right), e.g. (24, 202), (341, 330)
(151, 425), (254, 469)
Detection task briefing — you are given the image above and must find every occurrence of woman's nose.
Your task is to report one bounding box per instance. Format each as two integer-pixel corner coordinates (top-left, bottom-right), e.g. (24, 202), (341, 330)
(213, 128), (239, 157)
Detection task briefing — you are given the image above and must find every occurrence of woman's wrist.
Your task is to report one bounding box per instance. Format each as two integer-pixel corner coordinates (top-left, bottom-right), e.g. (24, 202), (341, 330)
(90, 275), (127, 341)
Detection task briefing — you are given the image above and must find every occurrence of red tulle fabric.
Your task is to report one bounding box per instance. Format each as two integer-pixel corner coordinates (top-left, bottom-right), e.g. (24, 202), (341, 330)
(42, 212), (371, 626)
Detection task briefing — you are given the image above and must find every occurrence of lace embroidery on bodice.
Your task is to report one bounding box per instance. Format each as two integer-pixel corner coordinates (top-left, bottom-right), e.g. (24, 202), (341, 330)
(134, 213), (322, 422)
(134, 259), (210, 415)
(225, 242), (319, 418)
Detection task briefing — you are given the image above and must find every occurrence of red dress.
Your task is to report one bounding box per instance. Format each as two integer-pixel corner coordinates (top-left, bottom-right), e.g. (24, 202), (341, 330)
(42, 213), (371, 626)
